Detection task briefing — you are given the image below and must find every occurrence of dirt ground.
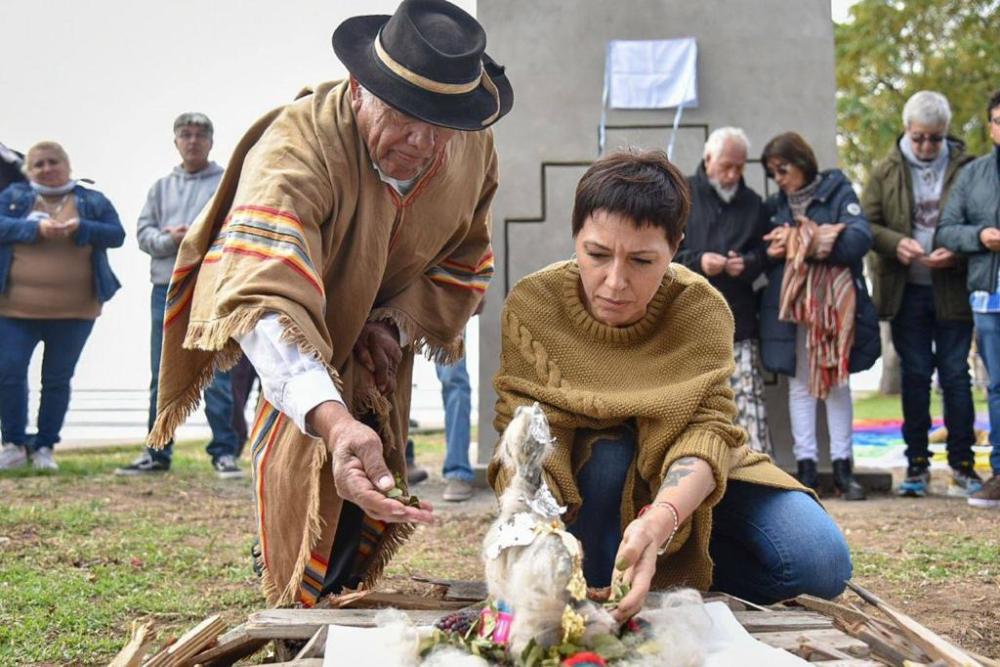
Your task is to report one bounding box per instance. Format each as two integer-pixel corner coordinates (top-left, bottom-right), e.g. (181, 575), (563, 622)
(2, 448), (997, 663)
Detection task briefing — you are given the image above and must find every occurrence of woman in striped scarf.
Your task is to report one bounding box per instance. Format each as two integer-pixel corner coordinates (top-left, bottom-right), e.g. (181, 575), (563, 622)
(758, 132), (880, 501)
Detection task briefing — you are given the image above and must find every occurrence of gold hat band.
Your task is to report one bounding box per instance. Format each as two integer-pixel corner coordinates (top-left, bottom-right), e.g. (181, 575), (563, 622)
(373, 30), (501, 126)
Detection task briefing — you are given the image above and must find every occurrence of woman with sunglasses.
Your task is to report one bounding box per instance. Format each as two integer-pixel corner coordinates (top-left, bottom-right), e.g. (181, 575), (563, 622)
(758, 132), (880, 500)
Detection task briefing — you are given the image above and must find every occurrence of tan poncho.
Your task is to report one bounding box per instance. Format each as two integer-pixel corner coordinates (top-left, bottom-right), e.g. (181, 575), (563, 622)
(150, 80), (497, 606)
(489, 261), (805, 592)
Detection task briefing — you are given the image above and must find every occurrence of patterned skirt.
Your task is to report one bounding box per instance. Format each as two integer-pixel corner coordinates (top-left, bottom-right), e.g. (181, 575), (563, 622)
(730, 339), (773, 455)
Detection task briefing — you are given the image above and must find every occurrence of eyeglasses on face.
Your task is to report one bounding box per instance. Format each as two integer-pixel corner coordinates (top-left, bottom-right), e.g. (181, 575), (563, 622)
(767, 162), (791, 177)
(910, 133), (944, 145)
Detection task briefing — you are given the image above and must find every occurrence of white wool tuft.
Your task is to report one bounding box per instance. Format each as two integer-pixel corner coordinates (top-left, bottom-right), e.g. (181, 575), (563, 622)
(624, 588), (710, 667)
(422, 647), (491, 667)
(370, 608), (421, 666)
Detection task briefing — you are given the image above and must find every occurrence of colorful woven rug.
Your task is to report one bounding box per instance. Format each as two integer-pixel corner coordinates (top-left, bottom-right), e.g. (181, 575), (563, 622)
(853, 416), (994, 471)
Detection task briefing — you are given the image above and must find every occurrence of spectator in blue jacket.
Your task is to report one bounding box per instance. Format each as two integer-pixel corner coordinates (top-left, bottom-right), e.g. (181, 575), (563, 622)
(0, 141), (125, 471)
(759, 132), (879, 500)
(936, 89), (1000, 509)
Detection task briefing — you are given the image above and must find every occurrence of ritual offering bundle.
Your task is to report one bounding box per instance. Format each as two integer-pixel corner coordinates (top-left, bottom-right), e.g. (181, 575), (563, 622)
(416, 404), (712, 666)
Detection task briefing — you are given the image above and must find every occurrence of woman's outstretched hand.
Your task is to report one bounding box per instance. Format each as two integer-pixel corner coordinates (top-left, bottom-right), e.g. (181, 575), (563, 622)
(609, 509), (675, 622)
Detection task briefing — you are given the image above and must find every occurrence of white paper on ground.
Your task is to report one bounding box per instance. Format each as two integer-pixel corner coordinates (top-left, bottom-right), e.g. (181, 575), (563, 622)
(701, 601), (810, 666)
(323, 623), (420, 666)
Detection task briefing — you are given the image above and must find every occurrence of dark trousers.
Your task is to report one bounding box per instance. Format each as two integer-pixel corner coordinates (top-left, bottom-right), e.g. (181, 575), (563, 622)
(890, 284), (975, 469)
(0, 316), (94, 450)
(229, 354), (259, 456)
(147, 284), (239, 463)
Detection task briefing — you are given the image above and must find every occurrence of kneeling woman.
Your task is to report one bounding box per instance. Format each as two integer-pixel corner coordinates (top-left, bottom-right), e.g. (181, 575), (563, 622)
(489, 150), (851, 620)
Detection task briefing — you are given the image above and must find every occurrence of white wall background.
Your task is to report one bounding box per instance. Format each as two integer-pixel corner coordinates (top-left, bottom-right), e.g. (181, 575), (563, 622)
(2, 0), (477, 441)
(2, 1), (859, 442)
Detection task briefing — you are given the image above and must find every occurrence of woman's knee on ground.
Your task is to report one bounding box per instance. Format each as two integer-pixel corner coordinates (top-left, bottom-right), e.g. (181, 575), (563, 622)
(787, 513), (853, 599)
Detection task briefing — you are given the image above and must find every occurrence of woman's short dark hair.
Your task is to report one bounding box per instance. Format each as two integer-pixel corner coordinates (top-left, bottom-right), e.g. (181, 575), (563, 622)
(571, 148), (690, 248)
(760, 132), (818, 182)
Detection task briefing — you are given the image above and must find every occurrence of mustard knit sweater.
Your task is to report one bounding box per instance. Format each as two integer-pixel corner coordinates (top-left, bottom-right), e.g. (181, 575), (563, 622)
(489, 260), (805, 592)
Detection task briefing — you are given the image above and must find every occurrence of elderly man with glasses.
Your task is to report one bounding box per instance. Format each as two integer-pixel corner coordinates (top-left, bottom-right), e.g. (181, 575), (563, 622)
(937, 89), (1000, 509)
(145, 0), (512, 605)
(863, 91), (979, 498)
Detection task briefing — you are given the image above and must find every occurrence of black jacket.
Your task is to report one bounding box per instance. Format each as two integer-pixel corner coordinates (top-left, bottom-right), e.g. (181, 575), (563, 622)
(0, 144), (24, 193)
(675, 162), (770, 341)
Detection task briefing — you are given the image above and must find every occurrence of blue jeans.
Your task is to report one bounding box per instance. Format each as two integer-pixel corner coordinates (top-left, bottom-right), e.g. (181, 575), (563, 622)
(147, 284), (239, 464)
(568, 431), (852, 603)
(973, 311), (1000, 473)
(436, 357), (473, 481)
(0, 316), (94, 450)
(891, 284), (975, 468)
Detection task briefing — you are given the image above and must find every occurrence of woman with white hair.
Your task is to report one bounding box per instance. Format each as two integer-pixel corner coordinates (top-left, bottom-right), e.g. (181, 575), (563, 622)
(862, 90), (979, 498)
(0, 141), (125, 471)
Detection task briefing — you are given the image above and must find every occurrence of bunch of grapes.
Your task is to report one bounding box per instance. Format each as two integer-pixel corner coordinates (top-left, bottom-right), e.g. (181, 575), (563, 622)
(434, 608), (480, 636)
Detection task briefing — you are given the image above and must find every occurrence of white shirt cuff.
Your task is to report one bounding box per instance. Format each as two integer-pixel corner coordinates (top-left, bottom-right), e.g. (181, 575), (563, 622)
(283, 368), (343, 436)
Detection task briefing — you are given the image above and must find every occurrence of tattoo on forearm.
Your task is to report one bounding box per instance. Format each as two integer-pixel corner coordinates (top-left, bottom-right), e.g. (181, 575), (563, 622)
(659, 457), (699, 491)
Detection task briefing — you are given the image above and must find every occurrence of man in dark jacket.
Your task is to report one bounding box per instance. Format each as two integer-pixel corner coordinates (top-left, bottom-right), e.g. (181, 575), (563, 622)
(862, 91), (979, 499)
(936, 89), (1000, 509)
(676, 127), (772, 454)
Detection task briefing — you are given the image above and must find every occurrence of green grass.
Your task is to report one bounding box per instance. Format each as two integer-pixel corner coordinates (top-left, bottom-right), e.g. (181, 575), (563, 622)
(852, 389), (989, 421)
(0, 442), (260, 665)
(0, 434), (448, 666)
(853, 533), (1000, 582)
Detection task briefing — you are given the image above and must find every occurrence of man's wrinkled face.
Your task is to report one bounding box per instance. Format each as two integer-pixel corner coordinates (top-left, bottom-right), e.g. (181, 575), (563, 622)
(350, 79), (456, 182)
(704, 140), (747, 197)
(906, 121), (947, 161)
(174, 124), (213, 171)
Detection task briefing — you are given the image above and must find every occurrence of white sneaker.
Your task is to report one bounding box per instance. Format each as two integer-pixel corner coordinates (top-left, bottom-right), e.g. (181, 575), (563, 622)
(31, 447), (58, 471)
(0, 443), (29, 470)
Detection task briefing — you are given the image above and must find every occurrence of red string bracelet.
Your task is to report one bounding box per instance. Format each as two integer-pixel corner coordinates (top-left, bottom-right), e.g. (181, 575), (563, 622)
(637, 500), (680, 555)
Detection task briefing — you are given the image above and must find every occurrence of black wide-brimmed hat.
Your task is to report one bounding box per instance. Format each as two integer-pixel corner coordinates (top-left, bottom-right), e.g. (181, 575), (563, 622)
(332, 0), (513, 131)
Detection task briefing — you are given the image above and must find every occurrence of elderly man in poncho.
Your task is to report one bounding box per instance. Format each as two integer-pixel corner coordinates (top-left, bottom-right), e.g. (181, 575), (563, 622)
(149, 0), (513, 607)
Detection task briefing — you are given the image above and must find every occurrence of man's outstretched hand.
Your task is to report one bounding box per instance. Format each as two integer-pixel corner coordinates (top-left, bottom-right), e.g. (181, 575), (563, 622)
(309, 401), (433, 524)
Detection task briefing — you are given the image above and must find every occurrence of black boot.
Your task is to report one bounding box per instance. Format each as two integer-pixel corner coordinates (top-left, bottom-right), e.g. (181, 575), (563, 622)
(832, 458), (866, 501)
(796, 458), (819, 490)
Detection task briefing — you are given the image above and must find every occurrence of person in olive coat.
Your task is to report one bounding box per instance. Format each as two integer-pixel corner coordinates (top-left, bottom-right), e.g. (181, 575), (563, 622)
(862, 90), (979, 499)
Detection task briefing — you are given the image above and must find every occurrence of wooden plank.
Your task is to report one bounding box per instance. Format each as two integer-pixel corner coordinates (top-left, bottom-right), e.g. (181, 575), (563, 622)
(188, 628), (268, 667)
(847, 622), (928, 664)
(108, 620), (155, 667)
(345, 592), (470, 610)
(444, 581), (488, 601)
(809, 661), (884, 667)
(734, 610), (834, 633)
(294, 627), (328, 660)
(847, 581), (982, 667)
(241, 609), (446, 640)
(753, 629), (871, 657)
(793, 595), (872, 627)
(144, 614), (226, 667)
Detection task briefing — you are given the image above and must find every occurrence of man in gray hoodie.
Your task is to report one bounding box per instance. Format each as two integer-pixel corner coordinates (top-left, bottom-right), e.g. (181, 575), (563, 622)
(116, 113), (242, 478)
